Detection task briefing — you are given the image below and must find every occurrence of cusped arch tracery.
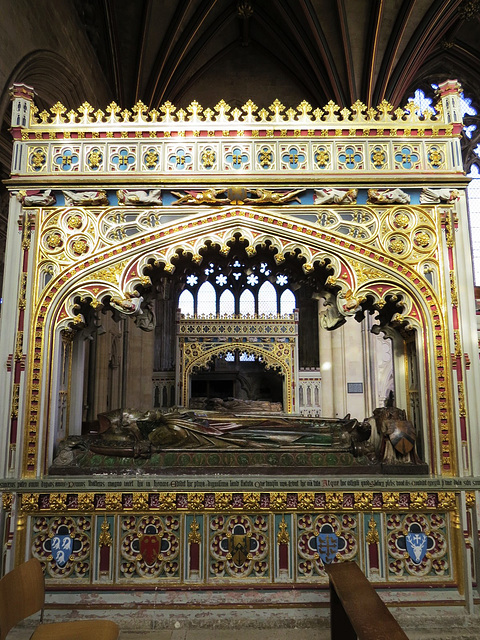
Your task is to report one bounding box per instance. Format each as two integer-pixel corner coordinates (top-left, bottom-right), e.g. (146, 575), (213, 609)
(25, 209), (453, 475)
(353, 287), (421, 334)
(182, 342), (293, 411)
(38, 204), (442, 330)
(52, 227), (428, 336)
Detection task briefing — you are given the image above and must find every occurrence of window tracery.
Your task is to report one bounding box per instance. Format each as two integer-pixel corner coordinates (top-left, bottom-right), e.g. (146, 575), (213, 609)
(178, 259), (296, 316)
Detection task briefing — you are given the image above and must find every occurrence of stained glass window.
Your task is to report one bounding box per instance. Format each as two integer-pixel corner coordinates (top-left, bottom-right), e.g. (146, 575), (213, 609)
(239, 289), (255, 316)
(178, 289), (194, 316)
(197, 281), (216, 315)
(280, 288), (296, 315)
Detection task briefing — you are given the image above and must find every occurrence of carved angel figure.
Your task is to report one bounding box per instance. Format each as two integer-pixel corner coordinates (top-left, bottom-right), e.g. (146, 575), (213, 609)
(117, 189), (162, 205)
(14, 189), (56, 206)
(110, 295), (143, 315)
(171, 188), (230, 205)
(63, 190), (109, 206)
(245, 188), (305, 204)
(318, 290), (347, 331)
(314, 188), (358, 205)
(367, 188), (410, 204)
(338, 289), (362, 313)
(420, 188), (460, 204)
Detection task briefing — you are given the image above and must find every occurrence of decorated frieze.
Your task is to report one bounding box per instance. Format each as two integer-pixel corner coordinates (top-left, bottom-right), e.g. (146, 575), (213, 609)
(3, 481), (463, 586)
(11, 490), (459, 513)
(17, 505), (457, 586)
(178, 315), (297, 334)
(33, 199), (443, 282)
(17, 138), (457, 177)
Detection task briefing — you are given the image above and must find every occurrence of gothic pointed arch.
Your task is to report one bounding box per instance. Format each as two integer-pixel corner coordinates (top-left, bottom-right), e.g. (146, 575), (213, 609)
(24, 205), (452, 475)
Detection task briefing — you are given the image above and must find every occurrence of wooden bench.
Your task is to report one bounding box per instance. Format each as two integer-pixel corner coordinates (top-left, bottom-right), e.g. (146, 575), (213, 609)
(326, 561), (409, 639)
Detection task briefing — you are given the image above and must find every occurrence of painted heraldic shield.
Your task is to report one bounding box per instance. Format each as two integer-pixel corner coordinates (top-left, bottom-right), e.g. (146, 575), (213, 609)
(139, 534), (161, 566)
(406, 532), (428, 564)
(384, 419), (416, 454)
(227, 532), (251, 567)
(316, 533), (338, 564)
(51, 534), (73, 568)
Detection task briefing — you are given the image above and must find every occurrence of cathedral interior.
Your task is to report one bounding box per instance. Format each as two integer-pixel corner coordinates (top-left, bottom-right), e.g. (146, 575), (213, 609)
(2, 1), (480, 636)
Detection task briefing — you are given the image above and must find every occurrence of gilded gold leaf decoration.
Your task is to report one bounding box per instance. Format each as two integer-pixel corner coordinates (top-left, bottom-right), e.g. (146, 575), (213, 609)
(99, 517), (113, 547)
(188, 516), (201, 544)
(298, 492), (315, 510)
(159, 493), (176, 510)
(105, 493), (122, 510)
(78, 493), (95, 511)
(277, 516), (290, 544)
(21, 494), (38, 512)
(366, 516), (379, 544)
(243, 493), (260, 509)
(90, 260), (128, 284)
(350, 259), (383, 285)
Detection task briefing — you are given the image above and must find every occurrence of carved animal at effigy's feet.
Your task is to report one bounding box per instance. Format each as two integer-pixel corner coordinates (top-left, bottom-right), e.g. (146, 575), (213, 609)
(371, 405), (422, 464)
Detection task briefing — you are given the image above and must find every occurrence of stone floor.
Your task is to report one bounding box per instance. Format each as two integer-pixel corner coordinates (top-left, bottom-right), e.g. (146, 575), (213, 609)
(4, 603), (480, 640)
(6, 627), (480, 639)
(6, 631), (329, 640)
(6, 617), (480, 640)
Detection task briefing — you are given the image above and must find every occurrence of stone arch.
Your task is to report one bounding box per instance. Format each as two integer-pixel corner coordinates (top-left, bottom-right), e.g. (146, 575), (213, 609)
(25, 208), (451, 475)
(44, 210), (431, 346)
(181, 342), (292, 411)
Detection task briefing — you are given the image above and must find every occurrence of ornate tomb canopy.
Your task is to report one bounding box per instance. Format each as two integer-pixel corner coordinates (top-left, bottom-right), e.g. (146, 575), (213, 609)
(4, 80), (467, 478)
(0, 79), (478, 609)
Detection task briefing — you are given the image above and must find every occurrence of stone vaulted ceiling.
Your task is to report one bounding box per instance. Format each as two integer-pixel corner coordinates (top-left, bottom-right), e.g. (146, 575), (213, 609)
(69, 0), (480, 172)
(74, 0), (480, 109)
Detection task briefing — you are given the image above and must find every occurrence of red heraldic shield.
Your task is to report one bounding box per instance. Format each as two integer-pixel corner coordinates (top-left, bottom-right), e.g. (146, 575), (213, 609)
(140, 534), (160, 565)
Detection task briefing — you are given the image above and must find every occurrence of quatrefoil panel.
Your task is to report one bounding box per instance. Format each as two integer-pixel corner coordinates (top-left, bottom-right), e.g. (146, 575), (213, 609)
(337, 144), (364, 170)
(166, 145), (193, 171)
(224, 145), (251, 170)
(110, 146), (137, 171)
(53, 146), (80, 172)
(280, 144), (307, 170)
